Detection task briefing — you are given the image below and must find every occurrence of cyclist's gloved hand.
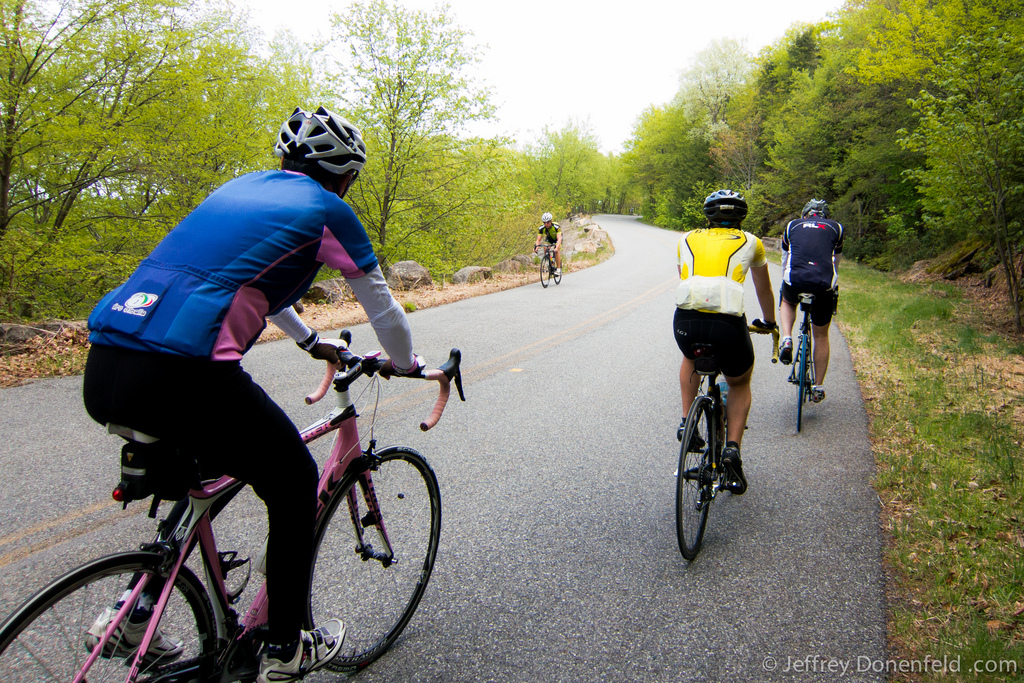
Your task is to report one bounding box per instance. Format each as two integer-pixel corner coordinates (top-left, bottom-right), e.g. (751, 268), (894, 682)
(379, 355), (426, 379)
(297, 331), (351, 366)
(749, 319), (778, 334)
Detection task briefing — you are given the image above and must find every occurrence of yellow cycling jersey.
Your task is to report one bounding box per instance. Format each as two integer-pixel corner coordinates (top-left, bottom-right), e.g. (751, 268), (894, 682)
(676, 227), (766, 316)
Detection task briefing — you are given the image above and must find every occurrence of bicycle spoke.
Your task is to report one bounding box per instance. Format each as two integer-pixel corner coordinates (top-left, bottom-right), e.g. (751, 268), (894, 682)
(310, 447), (440, 672)
(676, 396), (715, 561)
(0, 553), (214, 683)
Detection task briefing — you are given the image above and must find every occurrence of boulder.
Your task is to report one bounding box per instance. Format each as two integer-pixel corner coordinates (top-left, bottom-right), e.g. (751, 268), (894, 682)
(495, 259), (520, 273)
(0, 320), (88, 349)
(452, 266), (492, 284)
(302, 278), (351, 304)
(495, 255), (534, 272)
(386, 261), (433, 290)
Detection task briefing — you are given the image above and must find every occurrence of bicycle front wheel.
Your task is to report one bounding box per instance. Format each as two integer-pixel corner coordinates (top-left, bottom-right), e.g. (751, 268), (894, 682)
(0, 551), (215, 683)
(676, 395), (716, 561)
(540, 255), (551, 287)
(310, 446), (441, 672)
(796, 333), (810, 432)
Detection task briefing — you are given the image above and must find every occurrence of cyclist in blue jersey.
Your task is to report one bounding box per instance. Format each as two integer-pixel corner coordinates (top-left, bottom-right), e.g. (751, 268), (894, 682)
(83, 107), (425, 682)
(778, 198), (844, 403)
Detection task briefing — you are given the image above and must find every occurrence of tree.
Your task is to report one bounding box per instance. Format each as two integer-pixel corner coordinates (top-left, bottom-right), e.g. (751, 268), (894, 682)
(676, 38), (753, 132)
(525, 119), (603, 213)
(902, 30), (1024, 331)
(622, 101), (716, 230)
(327, 0), (502, 270)
(0, 0), (308, 319)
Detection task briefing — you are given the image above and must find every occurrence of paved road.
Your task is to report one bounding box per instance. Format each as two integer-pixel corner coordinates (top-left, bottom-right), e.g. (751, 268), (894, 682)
(0, 215), (885, 681)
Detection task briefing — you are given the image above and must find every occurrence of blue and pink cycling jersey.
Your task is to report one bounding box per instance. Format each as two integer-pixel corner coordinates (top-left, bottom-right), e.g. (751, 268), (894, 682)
(88, 171), (377, 360)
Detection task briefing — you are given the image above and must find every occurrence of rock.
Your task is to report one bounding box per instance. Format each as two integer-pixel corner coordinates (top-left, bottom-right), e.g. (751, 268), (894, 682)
(0, 320), (88, 349)
(495, 259), (520, 272)
(761, 236), (782, 252)
(452, 266), (492, 284)
(386, 261), (433, 290)
(302, 278), (351, 304)
(495, 255), (534, 272)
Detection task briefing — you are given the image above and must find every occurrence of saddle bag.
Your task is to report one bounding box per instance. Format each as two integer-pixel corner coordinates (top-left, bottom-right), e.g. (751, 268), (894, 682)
(116, 440), (201, 508)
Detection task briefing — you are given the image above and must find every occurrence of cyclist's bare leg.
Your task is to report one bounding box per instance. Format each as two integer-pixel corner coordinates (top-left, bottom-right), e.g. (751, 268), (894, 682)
(723, 366), (754, 446)
(555, 246), (562, 269)
(811, 323), (831, 384)
(779, 298), (797, 338)
(679, 357), (701, 417)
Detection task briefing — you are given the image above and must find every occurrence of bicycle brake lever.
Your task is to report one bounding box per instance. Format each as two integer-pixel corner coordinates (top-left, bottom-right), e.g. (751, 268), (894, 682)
(439, 349), (466, 401)
(453, 368), (465, 402)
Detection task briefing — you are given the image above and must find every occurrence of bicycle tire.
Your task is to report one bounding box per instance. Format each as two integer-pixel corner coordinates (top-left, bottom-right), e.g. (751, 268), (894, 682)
(676, 395), (716, 561)
(540, 255), (551, 288)
(309, 446), (441, 673)
(553, 259), (562, 285)
(796, 332), (810, 432)
(0, 551), (215, 683)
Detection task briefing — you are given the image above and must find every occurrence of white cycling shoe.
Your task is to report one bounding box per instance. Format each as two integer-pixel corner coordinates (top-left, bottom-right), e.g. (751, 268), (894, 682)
(257, 619), (346, 682)
(84, 607), (185, 664)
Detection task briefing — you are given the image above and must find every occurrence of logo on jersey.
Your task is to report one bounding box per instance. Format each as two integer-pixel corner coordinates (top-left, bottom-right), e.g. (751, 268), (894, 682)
(112, 292), (160, 318)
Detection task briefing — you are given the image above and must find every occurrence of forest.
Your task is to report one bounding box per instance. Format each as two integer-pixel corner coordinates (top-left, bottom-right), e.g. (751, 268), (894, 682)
(0, 0), (1021, 331)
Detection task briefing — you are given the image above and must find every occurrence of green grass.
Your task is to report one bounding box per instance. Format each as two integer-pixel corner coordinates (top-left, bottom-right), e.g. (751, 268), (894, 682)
(838, 261), (1024, 681)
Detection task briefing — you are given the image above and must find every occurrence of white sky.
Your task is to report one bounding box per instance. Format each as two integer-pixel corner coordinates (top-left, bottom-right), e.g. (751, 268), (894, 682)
(241, 0), (848, 153)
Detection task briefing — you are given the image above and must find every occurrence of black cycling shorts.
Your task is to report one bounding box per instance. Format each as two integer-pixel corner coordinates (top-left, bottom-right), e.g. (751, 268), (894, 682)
(673, 308), (754, 378)
(780, 283), (837, 327)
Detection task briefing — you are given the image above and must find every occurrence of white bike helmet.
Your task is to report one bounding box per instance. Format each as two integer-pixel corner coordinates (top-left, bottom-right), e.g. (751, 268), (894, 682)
(541, 212), (553, 222)
(274, 107), (366, 176)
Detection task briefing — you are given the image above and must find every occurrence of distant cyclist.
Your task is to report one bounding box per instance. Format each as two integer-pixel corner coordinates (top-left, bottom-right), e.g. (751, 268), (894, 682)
(83, 107), (425, 683)
(778, 198), (844, 403)
(674, 189), (777, 495)
(534, 212), (562, 276)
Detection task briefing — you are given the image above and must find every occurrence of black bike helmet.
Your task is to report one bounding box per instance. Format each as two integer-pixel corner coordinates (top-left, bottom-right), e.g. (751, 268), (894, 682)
(703, 189), (748, 227)
(274, 107), (366, 176)
(802, 198), (830, 218)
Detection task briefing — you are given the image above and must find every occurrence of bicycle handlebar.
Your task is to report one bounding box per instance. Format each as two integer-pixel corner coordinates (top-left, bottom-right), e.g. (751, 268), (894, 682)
(748, 322), (781, 364)
(304, 338), (464, 432)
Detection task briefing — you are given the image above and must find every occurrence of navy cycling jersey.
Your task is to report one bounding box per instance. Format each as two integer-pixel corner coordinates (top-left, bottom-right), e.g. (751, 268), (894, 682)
(88, 171), (378, 360)
(781, 217), (844, 290)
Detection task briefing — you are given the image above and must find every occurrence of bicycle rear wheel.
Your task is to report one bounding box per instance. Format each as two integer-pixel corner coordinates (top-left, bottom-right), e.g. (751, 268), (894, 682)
(309, 446), (441, 672)
(0, 551), (215, 683)
(796, 333), (810, 432)
(540, 255), (551, 288)
(676, 395), (716, 561)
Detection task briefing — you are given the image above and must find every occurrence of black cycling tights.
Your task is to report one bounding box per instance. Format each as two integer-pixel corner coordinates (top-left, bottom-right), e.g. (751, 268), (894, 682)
(83, 344), (318, 647)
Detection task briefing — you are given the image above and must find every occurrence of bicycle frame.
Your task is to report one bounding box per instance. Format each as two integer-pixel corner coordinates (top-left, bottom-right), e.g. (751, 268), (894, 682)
(693, 361), (727, 502)
(76, 348), (460, 682)
(789, 294), (816, 431)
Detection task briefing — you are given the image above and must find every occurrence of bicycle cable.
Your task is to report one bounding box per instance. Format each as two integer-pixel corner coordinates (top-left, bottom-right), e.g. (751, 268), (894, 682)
(354, 373), (383, 445)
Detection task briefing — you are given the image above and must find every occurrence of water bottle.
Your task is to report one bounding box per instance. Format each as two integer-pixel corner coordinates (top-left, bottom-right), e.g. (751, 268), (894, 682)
(717, 380), (729, 407)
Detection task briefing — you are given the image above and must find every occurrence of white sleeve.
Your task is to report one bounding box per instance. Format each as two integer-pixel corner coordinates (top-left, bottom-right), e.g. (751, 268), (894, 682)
(267, 306), (313, 343)
(347, 266), (415, 369)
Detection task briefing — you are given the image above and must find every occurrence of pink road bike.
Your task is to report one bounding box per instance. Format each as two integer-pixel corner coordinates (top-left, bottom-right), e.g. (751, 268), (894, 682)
(0, 332), (463, 682)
